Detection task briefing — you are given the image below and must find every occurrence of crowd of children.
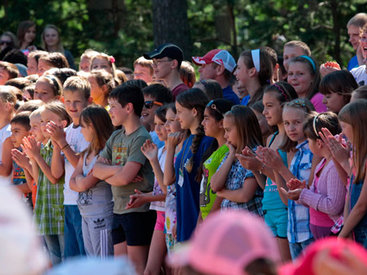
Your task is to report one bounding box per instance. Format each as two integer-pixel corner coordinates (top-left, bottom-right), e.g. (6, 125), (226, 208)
(2, 12), (367, 275)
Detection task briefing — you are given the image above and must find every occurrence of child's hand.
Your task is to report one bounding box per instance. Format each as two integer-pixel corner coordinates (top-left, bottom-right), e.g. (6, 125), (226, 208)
(236, 146), (263, 172)
(256, 147), (281, 170)
(141, 140), (158, 161)
(287, 178), (306, 190)
(319, 127), (350, 164)
(167, 132), (184, 148)
(125, 189), (148, 209)
(226, 142), (236, 156)
(46, 121), (65, 145)
(319, 62), (341, 78)
(22, 136), (41, 159)
(11, 149), (30, 169)
(280, 187), (302, 201)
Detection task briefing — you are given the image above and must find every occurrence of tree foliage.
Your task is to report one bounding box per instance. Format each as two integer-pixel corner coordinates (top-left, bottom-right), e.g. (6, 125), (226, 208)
(0, 0), (365, 68)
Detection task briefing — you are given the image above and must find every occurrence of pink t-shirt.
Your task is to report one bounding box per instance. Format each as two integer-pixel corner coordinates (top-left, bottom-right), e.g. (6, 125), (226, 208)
(311, 93), (327, 113)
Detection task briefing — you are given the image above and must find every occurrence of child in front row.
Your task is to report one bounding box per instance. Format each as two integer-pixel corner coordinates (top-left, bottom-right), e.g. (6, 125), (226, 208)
(211, 105), (263, 215)
(9, 112), (33, 207)
(48, 76), (91, 258)
(23, 102), (71, 265)
(257, 99), (315, 259)
(284, 112), (346, 240)
(93, 84), (155, 274)
(70, 105), (114, 257)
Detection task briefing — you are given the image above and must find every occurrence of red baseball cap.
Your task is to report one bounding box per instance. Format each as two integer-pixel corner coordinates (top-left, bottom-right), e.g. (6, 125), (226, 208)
(192, 49), (236, 73)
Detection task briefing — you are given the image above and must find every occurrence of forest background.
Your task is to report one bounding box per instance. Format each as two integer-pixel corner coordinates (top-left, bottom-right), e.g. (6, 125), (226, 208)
(1, 0), (366, 69)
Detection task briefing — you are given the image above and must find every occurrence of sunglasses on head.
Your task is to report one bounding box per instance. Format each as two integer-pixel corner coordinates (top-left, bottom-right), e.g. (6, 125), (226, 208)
(0, 41), (11, 46)
(144, 100), (163, 109)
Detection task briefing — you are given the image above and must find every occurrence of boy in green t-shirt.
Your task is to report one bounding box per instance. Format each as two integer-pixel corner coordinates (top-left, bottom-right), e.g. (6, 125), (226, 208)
(93, 84), (154, 274)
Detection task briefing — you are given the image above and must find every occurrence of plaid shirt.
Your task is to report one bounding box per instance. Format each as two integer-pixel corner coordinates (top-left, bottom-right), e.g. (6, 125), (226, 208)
(220, 156), (263, 217)
(34, 140), (64, 235)
(288, 140), (313, 243)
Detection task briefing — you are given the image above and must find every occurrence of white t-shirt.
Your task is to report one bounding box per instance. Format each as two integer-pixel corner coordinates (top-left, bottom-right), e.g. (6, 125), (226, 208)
(64, 123), (89, 205)
(351, 65), (367, 86)
(0, 124), (12, 185)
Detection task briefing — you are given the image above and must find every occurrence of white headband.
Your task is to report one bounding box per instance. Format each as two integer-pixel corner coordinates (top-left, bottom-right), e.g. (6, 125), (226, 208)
(251, 49), (260, 72)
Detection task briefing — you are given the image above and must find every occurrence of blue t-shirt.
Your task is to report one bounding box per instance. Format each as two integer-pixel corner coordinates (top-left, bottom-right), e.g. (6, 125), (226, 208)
(174, 134), (214, 242)
(241, 95), (250, 106)
(347, 55), (359, 71)
(223, 86), (240, 105)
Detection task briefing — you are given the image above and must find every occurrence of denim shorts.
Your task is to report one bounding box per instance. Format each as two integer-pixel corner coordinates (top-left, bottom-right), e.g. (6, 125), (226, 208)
(264, 208), (288, 238)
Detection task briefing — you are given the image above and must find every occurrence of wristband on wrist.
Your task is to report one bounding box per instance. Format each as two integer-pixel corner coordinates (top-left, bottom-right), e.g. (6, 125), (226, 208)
(61, 143), (70, 151)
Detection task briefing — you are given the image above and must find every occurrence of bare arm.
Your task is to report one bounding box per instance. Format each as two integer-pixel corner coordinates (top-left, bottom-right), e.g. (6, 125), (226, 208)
(104, 161), (143, 186)
(211, 150), (234, 193)
(50, 141), (64, 179)
(216, 177), (259, 203)
(70, 155), (99, 192)
(339, 174), (367, 238)
(0, 137), (13, 176)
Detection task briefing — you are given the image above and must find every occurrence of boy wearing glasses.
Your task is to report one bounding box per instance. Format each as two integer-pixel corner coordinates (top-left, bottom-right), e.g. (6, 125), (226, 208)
(144, 43), (188, 99)
(141, 84), (173, 148)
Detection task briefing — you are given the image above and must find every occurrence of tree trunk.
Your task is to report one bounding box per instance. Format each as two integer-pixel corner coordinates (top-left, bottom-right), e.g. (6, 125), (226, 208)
(151, 0), (192, 60)
(330, 0), (341, 64)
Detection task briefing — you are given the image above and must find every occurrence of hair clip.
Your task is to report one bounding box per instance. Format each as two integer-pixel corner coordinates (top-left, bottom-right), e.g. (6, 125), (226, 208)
(110, 56), (115, 64)
(293, 99), (306, 107)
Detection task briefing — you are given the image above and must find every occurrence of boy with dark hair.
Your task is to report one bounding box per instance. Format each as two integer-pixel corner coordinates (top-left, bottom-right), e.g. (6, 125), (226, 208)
(192, 49), (240, 104)
(93, 84), (155, 274)
(10, 112), (33, 207)
(141, 84), (172, 149)
(144, 43), (188, 99)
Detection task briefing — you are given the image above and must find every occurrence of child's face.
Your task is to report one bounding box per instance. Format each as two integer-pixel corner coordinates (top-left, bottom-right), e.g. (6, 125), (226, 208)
(34, 79), (56, 103)
(152, 57), (173, 80)
(165, 108), (181, 134)
(88, 76), (105, 104)
(287, 62), (313, 98)
(234, 56), (251, 87)
(27, 57), (38, 76)
(223, 115), (239, 148)
(322, 93), (345, 114)
(108, 98), (127, 127)
(202, 108), (222, 138)
(30, 116), (45, 142)
(340, 121), (353, 145)
(307, 138), (320, 157)
(10, 123), (29, 148)
(37, 59), (54, 76)
(199, 63), (217, 81)
(24, 25), (36, 43)
(175, 102), (196, 130)
(361, 31), (367, 60)
(0, 67), (10, 85)
(348, 25), (362, 50)
(91, 58), (112, 74)
(283, 46), (305, 71)
(262, 92), (283, 126)
(40, 109), (65, 139)
(79, 56), (91, 72)
(283, 107), (306, 143)
(80, 119), (94, 143)
(63, 90), (89, 124)
(154, 115), (168, 142)
(134, 64), (153, 83)
(141, 95), (160, 132)
(252, 108), (270, 137)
